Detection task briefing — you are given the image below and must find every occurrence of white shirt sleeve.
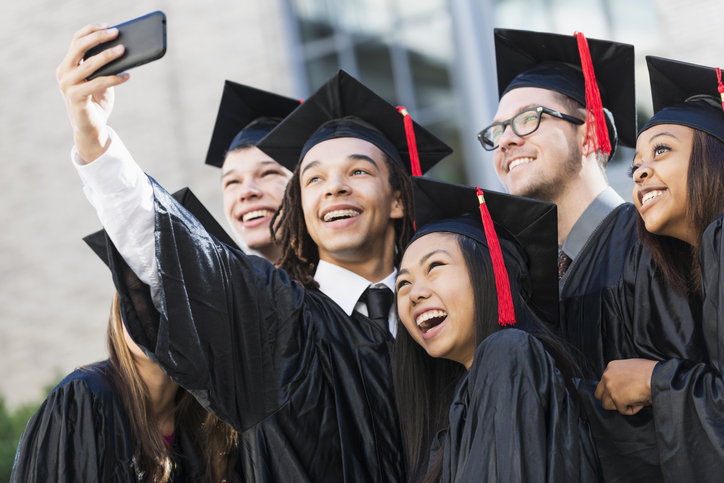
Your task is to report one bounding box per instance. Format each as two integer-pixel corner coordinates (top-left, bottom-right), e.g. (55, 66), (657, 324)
(71, 127), (162, 310)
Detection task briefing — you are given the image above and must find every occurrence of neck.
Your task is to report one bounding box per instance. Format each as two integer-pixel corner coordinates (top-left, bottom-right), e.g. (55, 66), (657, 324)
(554, 153), (608, 248)
(255, 243), (282, 265)
(133, 356), (178, 435)
(319, 227), (397, 282)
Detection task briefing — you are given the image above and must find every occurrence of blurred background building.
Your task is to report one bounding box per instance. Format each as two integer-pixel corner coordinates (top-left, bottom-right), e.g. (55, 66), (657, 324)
(1, 0), (723, 409)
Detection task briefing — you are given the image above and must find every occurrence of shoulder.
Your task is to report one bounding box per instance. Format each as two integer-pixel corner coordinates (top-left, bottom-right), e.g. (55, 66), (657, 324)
(466, 330), (561, 407)
(471, 329), (550, 376)
(54, 361), (115, 398)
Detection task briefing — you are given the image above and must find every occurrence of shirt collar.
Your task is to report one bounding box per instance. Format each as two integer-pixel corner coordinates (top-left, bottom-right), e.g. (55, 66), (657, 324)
(314, 259), (397, 316)
(561, 186), (624, 260)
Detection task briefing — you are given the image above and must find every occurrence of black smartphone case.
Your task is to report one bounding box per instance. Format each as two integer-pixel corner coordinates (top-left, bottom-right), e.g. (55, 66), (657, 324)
(84, 11), (166, 80)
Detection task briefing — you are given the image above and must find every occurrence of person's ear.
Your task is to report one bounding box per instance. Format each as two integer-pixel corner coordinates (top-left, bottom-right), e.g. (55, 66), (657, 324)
(390, 190), (404, 219)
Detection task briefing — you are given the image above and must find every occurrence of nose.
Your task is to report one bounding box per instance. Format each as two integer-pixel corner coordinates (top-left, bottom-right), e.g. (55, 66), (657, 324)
(498, 123), (524, 153)
(325, 173), (351, 197)
(408, 279), (431, 305)
(239, 178), (263, 201)
(633, 163), (652, 184)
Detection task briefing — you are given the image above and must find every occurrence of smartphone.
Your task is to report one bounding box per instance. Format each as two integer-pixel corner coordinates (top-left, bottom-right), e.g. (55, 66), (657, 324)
(84, 11), (167, 80)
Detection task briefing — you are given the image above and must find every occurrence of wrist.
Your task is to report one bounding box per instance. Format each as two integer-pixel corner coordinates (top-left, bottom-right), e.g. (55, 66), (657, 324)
(75, 127), (110, 164)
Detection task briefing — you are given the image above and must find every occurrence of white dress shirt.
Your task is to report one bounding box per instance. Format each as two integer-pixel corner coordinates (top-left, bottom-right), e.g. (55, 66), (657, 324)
(72, 129), (399, 336)
(315, 260), (398, 337)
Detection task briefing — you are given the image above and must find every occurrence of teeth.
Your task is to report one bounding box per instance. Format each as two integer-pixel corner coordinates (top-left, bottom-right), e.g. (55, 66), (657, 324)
(642, 190), (665, 205)
(416, 310), (448, 326)
(508, 157), (534, 172)
(323, 209), (360, 222)
(242, 209), (274, 222)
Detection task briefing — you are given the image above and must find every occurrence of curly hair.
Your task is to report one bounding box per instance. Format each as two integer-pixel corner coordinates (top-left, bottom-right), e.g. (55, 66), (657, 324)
(270, 149), (414, 288)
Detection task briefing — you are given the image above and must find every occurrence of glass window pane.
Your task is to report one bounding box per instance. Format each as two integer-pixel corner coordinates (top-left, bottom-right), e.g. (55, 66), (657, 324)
(337, 0), (392, 36)
(306, 53), (340, 91)
(355, 40), (397, 104)
(401, 17), (454, 110)
(394, 0), (446, 21)
(292, 0), (335, 42)
(422, 119), (466, 185)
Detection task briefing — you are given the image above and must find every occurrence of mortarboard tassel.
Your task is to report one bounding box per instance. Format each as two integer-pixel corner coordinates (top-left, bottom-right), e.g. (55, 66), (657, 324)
(574, 31), (612, 157)
(476, 187), (516, 326)
(716, 68), (724, 114)
(397, 107), (422, 177)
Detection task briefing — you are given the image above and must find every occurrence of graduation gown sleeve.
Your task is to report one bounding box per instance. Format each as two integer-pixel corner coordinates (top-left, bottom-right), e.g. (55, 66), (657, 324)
(10, 364), (136, 483)
(109, 180), (405, 482)
(111, 179), (312, 432)
(441, 329), (601, 483)
(649, 215), (724, 482)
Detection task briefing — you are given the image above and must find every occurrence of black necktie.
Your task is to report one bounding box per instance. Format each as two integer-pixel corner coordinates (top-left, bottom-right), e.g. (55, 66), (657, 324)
(361, 286), (393, 333)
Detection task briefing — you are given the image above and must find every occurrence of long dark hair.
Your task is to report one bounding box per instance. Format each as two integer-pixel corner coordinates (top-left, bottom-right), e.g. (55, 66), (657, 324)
(636, 129), (724, 295)
(270, 149), (414, 287)
(105, 294), (239, 482)
(394, 234), (583, 483)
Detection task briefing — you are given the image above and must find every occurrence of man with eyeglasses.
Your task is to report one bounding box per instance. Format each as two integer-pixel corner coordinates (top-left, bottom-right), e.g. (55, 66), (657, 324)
(481, 29), (696, 482)
(483, 28), (638, 373)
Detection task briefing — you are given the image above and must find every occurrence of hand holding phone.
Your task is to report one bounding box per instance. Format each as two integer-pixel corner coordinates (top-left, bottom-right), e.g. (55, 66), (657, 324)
(84, 11), (167, 80)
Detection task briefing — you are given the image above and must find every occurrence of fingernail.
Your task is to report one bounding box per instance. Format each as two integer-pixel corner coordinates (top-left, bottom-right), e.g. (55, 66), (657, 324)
(112, 45), (124, 53)
(107, 28), (118, 35)
(99, 23), (110, 28)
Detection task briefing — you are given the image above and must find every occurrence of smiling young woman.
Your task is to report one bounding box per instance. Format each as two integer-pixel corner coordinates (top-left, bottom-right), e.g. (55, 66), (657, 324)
(594, 56), (724, 483)
(394, 178), (599, 483)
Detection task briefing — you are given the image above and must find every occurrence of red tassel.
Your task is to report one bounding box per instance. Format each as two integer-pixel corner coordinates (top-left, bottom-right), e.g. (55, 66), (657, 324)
(574, 31), (611, 157)
(716, 68), (724, 113)
(397, 107), (422, 176)
(476, 187), (516, 326)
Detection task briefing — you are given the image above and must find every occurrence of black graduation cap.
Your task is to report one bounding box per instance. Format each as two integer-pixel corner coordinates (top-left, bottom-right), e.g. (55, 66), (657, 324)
(410, 177), (559, 325)
(641, 56), (724, 144)
(84, 188), (239, 266)
(255, 70), (453, 174)
(204, 80), (302, 168)
(494, 28), (637, 154)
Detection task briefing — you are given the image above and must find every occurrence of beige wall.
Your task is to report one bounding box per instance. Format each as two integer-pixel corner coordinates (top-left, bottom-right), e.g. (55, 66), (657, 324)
(0, 0), (294, 407)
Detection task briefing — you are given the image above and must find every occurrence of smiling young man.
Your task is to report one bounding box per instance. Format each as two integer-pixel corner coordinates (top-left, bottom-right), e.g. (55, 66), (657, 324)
(204, 81), (301, 263)
(57, 24), (451, 482)
(481, 29), (698, 482)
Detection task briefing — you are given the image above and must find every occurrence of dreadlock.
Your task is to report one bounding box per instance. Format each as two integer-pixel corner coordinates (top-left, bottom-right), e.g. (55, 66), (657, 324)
(271, 149), (415, 288)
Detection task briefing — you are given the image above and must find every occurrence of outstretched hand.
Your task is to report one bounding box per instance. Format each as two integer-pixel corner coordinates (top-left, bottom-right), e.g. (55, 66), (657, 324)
(56, 23), (131, 163)
(595, 358), (658, 415)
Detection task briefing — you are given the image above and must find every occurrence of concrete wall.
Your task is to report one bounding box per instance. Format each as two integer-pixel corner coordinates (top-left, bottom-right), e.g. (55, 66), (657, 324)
(0, 0), (295, 407)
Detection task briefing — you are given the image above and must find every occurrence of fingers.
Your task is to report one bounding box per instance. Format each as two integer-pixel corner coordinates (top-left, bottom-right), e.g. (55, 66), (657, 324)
(57, 25), (119, 82)
(58, 43), (126, 100)
(69, 72), (130, 103)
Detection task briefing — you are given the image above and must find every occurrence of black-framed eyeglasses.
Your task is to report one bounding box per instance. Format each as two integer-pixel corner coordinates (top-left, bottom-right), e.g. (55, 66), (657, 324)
(477, 106), (585, 151)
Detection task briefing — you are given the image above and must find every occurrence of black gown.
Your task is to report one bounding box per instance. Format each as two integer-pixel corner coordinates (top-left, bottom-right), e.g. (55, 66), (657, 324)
(636, 215), (724, 482)
(108, 180), (405, 482)
(558, 203), (639, 375)
(558, 203), (702, 482)
(10, 361), (205, 482)
(438, 329), (601, 482)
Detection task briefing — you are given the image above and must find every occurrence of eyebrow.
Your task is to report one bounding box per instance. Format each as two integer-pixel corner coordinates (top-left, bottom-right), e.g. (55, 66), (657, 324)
(221, 159), (278, 179)
(493, 104), (539, 123)
(633, 132), (680, 159)
(300, 153), (379, 177)
(396, 248), (450, 279)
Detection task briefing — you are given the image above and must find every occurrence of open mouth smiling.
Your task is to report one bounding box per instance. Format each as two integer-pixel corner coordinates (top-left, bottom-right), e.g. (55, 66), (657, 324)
(241, 209), (275, 223)
(641, 189), (666, 207)
(322, 209), (361, 223)
(507, 156), (535, 172)
(415, 309), (448, 334)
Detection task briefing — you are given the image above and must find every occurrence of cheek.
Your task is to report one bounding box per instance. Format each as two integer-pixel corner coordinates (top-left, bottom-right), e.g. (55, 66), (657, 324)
(222, 189), (236, 216)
